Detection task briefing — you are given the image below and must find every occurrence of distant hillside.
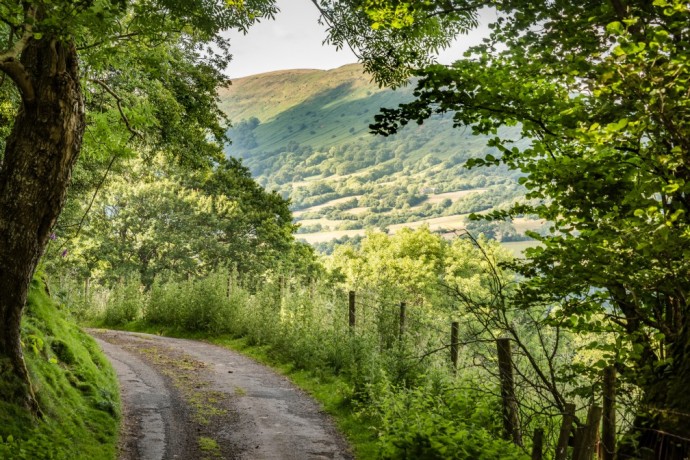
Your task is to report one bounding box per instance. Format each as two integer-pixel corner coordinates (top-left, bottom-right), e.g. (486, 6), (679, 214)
(218, 65), (397, 149)
(219, 64), (541, 250)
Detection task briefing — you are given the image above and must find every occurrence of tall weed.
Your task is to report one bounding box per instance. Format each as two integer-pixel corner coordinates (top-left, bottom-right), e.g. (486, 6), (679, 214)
(103, 277), (145, 326)
(371, 378), (528, 459)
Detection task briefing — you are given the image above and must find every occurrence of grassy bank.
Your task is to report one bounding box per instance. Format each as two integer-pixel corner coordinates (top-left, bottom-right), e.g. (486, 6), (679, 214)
(0, 277), (120, 460)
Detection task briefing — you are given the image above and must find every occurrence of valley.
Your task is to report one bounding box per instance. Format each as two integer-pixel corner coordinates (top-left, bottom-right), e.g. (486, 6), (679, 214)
(220, 64), (542, 250)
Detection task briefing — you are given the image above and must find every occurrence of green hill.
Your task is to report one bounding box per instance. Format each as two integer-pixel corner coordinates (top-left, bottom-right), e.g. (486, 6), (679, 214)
(220, 64), (540, 249)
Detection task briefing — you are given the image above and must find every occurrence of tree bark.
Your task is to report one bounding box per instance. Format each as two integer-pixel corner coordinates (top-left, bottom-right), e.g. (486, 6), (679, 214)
(0, 36), (84, 411)
(618, 330), (690, 459)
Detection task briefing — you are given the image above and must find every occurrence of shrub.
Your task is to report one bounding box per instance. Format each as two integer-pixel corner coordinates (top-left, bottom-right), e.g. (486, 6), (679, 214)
(102, 277), (145, 326)
(372, 380), (528, 460)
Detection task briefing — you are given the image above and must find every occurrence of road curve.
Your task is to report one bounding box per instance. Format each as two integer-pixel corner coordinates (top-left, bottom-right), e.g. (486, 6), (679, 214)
(89, 329), (353, 460)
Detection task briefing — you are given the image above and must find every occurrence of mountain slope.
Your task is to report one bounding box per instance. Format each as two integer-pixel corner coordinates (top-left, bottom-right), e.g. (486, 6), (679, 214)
(219, 64), (412, 153)
(219, 64), (538, 248)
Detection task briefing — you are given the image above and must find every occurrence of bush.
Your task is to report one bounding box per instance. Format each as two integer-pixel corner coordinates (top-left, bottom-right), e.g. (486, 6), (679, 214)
(145, 270), (247, 334)
(182, 273), (234, 333)
(372, 381), (528, 460)
(145, 277), (184, 326)
(102, 277), (145, 326)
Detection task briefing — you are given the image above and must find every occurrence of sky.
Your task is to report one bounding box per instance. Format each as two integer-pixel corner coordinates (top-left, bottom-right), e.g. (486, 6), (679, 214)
(224, 0), (492, 79)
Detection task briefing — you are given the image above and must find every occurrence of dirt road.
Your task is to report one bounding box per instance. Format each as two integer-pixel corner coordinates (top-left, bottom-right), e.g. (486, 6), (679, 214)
(90, 330), (353, 460)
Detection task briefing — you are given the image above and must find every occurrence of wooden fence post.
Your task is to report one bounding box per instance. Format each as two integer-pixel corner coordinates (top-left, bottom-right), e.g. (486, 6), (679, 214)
(573, 405), (603, 460)
(531, 428), (544, 460)
(584, 405), (603, 460)
(399, 302), (406, 340)
(602, 367), (616, 460)
(555, 402), (576, 460)
(497, 338), (522, 446)
(348, 291), (356, 329)
(573, 425), (587, 460)
(450, 321), (459, 371)
(84, 277), (90, 300)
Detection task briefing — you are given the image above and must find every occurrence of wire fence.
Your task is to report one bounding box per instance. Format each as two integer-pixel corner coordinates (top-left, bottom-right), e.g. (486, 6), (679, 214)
(278, 283), (690, 460)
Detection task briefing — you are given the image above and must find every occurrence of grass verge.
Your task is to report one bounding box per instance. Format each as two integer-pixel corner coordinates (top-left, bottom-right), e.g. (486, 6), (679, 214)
(0, 277), (120, 460)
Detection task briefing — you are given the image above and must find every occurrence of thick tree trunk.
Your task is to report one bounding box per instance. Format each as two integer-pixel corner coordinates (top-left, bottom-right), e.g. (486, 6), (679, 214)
(618, 333), (690, 459)
(0, 37), (84, 411)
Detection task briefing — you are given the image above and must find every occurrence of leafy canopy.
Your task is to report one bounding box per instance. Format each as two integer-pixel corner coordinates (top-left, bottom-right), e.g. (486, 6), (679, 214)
(313, 0), (476, 86)
(365, 0), (690, 449)
(1, 0), (278, 169)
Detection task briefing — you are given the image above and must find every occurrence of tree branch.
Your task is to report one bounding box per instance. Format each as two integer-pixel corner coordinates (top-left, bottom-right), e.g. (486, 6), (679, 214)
(77, 32), (141, 51)
(62, 155), (118, 244)
(90, 79), (142, 138)
(0, 59), (33, 101)
(0, 17), (35, 101)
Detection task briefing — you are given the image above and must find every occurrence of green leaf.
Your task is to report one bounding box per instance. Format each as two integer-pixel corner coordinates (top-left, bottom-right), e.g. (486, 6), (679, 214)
(593, 359), (607, 369)
(662, 182), (680, 194)
(606, 118), (628, 132)
(606, 21), (624, 35)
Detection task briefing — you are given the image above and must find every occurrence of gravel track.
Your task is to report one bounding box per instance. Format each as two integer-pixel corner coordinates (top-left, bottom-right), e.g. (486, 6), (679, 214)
(89, 330), (353, 460)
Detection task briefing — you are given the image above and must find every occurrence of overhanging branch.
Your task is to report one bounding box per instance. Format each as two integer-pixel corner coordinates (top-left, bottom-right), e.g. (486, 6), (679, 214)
(0, 59), (33, 101)
(0, 26), (35, 101)
(90, 79), (142, 138)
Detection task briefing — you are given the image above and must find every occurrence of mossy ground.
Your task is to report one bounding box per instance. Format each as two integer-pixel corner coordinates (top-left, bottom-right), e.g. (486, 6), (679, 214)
(0, 278), (120, 459)
(198, 436), (222, 459)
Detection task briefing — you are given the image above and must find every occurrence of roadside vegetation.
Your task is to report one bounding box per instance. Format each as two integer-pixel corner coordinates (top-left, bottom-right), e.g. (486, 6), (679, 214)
(61, 227), (620, 459)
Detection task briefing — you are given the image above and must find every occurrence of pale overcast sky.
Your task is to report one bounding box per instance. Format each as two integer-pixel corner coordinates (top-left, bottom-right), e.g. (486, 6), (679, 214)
(225, 0), (492, 79)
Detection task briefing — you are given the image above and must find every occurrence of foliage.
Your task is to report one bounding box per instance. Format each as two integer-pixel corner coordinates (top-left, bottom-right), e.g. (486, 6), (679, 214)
(81, 229), (590, 457)
(464, 218), (534, 243)
(312, 234), (365, 255)
(0, 0), (278, 414)
(49, 154), (300, 286)
(329, 227), (446, 303)
(314, 2), (475, 87)
(372, 381), (528, 460)
(0, 278), (119, 459)
(2, 0), (278, 167)
(102, 277), (146, 326)
(147, 271), (242, 334)
(367, 0), (690, 454)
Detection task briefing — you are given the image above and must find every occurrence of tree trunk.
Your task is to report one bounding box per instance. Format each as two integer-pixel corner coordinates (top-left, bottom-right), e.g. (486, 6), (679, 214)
(618, 332), (690, 459)
(0, 36), (84, 411)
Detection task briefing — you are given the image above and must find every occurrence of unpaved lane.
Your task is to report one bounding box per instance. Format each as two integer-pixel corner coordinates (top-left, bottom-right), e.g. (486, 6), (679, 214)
(90, 330), (353, 460)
